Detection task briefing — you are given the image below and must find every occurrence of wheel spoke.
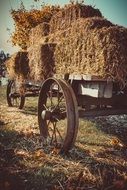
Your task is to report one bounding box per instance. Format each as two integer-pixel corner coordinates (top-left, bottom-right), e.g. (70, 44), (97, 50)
(12, 98), (14, 106)
(47, 120), (51, 127)
(57, 84), (60, 102)
(53, 95), (65, 111)
(53, 116), (60, 122)
(56, 127), (64, 142)
(46, 90), (54, 108)
(16, 98), (18, 106)
(47, 120), (51, 138)
(50, 85), (54, 107)
(50, 122), (56, 145)
(43, 104), (48, 110)
(58, 94), (64, 105)
(53, 122), (57, 144)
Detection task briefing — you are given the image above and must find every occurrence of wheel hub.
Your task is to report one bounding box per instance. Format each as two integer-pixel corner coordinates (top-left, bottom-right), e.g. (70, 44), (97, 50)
(41, 110), (52, 120)
(41, 108), (65, 122)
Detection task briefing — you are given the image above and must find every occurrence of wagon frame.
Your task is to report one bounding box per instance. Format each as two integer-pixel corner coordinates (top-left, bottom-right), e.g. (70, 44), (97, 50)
(6, 74), (127, 153)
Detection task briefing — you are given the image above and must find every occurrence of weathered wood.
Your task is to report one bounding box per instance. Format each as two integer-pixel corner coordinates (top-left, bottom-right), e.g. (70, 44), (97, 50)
(54, 74), (113, 82)
(79, 108), (127, 117)
(78, 81), (113, 98)
(77, 94), (127, 107)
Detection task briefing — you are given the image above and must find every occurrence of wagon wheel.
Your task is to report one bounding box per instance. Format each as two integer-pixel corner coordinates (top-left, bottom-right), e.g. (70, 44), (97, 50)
(6, 80), (25, 109)
(38, 78), (79, 153)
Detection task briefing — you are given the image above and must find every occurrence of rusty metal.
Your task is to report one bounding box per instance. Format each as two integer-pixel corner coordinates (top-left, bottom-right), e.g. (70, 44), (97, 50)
(61, 79), (79, 147)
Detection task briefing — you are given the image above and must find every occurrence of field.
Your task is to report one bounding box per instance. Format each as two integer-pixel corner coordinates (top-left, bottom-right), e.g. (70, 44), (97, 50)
(0, 85), (127, 190)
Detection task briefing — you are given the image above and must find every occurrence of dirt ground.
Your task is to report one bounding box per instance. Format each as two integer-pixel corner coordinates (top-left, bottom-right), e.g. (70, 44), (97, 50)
(0, 85), (127, 190)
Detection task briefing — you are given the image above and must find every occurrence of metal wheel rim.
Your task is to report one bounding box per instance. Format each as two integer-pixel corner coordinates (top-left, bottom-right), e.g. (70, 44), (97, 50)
(7, 80), (25, 109)
(38, 78), (79, 153)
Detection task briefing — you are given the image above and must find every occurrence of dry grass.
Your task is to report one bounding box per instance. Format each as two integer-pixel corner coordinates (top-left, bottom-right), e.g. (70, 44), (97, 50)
(0, 85), (127, 190)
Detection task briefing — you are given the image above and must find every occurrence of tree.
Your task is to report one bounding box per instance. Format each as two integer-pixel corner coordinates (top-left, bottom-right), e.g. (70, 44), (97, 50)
(0, 50), (9, 77)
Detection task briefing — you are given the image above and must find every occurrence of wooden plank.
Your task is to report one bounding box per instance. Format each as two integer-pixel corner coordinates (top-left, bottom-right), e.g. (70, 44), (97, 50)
(82, 74), (92, 80)
(79, 108), (127, 117)
(69, 74), (113, 81)
(69, 74), (82, 80)
(78, 84), (99, 97)
(77, 94), (127, 107)
(78, 81), (113, 98)
(53, 73), (114, 83)
(104, 81), (113, 98)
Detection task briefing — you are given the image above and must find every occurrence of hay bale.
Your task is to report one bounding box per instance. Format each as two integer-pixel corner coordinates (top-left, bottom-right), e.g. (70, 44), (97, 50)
(48, 17), (113, 43)
(50, 3), (102, 33)
(28, 16), (113, 46)
(28, 4), (102, 46)
(6, 54), (17, 79)
(27, 17), (127, 87)
(28, 43), (56, 81)
(6, 51), (29, 80)
(54, 18), (127, 86)
(29, 22), (50, 46)
(28, 27), (71, 47)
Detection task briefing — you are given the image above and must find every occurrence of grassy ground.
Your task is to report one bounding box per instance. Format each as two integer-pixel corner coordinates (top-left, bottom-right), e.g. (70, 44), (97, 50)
(0, 85), (127, 190)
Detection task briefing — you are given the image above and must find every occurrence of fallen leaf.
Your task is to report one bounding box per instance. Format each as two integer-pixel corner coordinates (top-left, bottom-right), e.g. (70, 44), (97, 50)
(51, 148), (60, 155)
(33, 149), (46, 158)
(110, 138), (124, 148)
(15, 149), (29, 157)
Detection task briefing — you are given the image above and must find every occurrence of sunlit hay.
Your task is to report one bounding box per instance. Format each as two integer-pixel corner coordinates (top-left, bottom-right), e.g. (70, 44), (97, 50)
(29, 22), (50, 46)
(11, 5), (60, 49)
(28, 3), (102, 46)
(6, 54), (17, 80)
(28, 17), (127, 87)
(50, 3), (102, 33)
(11, 2), (127, 88)
(28, 43), (56, 81)
(54, 18), (127, 87)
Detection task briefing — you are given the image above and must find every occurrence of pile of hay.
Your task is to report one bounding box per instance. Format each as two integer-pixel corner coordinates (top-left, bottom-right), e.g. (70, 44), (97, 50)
(6, 51), (29, 80)
(54, 18), (127, 86)
(8, 2), (127, 87)
(29, 15), (127, 86)
(28, 43), (56, 81)
(50, 3), (102, 33)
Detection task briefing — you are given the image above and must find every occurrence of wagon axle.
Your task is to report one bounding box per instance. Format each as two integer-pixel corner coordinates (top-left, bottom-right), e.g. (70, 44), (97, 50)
(41, 108), (66, 122)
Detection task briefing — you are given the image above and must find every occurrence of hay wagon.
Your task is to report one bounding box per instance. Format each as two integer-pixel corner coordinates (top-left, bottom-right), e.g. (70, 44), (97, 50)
(6, 74), (127, 153)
